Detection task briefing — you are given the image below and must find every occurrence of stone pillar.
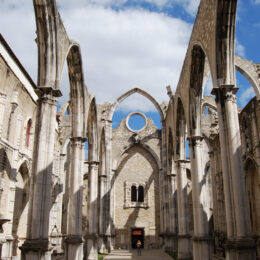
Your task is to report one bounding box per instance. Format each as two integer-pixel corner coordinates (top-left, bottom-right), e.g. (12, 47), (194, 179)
(166, 172), (178, 251)
(65, 137), (84, 260)
(212, 86), (256, 259)
(106, 121), (114, 251)
(188, 136), (211, 260)
(159, 120), (167, 246)
(176, 160), (191, 259)
(0, 92), (7, 136)
(98, 174), (108, 253)
(21, 90), (59, 260)
(86, 161), (99, 260)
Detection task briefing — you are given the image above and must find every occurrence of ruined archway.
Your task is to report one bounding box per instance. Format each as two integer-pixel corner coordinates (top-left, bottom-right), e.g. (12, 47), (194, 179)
(108, 88), (164, 122)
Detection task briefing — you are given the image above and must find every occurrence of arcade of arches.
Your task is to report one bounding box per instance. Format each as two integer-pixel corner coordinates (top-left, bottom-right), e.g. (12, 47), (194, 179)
(0, 0), (260, 260)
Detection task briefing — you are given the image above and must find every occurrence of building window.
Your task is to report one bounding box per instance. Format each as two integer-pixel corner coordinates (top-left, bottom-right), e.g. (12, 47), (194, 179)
(25, 119), (32, 147)
(131, 185), (137, 202)
(138, 186), (144, 202)
(125, 182), (148, 208)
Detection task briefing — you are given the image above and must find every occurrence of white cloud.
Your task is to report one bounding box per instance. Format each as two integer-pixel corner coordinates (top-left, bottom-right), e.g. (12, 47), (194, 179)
(58, 5), (192, 106)
(235, 40), (246, 58)
(239, 87), (255, 107)
(0, 0), (37, 81)
(203, 76), (213, 96)
(0, 1), (192, 110)
(255, 0), (260, 4)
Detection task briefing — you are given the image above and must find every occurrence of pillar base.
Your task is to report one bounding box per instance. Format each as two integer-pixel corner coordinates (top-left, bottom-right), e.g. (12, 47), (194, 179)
(85, 234), (98, 260)
(225, 237), (256, 260)
(178, 234), (192, 259)
(20, 239), (52, 260)
(65, 235), (83, 260)
(192, 235), (212, 260)
(98, 235), (111, 254)
(164, 232), (178, 252)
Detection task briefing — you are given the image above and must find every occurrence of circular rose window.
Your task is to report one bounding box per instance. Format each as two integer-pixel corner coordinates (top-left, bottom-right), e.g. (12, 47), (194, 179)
(126, 112), (147, 132)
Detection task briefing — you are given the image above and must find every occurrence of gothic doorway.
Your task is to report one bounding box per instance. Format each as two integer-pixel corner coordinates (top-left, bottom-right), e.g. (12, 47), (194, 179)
(131, 228), (144, 249)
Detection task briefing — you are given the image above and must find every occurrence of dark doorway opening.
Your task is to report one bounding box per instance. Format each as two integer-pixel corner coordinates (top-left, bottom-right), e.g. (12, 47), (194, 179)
(131, 228), (144, 249)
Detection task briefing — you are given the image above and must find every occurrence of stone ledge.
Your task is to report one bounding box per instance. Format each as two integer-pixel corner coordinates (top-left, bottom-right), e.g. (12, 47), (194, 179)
(20, 239), (51, 252)
(193, 235), (213, 242)
(65, 235), (83, 244)
(178, 234), (192, 239)
(224, 237), (256, 250)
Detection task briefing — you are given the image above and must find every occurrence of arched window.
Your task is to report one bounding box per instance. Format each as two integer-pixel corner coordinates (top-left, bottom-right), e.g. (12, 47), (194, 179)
(131, 185), (137, 202)
(25, 119), (32, 147)
(138, 186), (144, 202)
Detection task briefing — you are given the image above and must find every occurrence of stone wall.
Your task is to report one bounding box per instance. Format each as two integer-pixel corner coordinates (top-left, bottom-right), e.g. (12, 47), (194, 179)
(112, 114), (161, 249)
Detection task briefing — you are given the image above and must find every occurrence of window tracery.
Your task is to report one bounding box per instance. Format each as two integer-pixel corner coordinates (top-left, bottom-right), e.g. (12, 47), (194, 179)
(125, 182), (148, 208)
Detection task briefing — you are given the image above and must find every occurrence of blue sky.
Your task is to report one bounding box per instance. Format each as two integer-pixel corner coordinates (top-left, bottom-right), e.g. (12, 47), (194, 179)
(0, 0), (259, 128)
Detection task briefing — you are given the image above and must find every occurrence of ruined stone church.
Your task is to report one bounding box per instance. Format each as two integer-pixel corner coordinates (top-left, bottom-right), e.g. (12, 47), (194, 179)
(0, 0), (259, 259)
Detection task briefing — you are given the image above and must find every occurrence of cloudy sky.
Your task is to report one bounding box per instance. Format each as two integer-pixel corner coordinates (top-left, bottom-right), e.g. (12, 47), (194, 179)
(0, 0), (259, 114)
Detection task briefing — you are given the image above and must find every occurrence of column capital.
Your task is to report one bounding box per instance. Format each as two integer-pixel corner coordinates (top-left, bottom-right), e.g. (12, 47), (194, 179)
(211, 85), (238, 103)
(88, 161), (99, 166)
(167, 173), (176, 178)
(176, 159), (189, 169)
(36, 87), (62, 97)
(192, 235), (213, 242)
(70, 137), (86, 148)
(187, 136), (203, 147)
(70, 136), (87, 143)
(36, 88), (60, 106)
(64, 235), (83, 244)
(21, 239), (50, 253)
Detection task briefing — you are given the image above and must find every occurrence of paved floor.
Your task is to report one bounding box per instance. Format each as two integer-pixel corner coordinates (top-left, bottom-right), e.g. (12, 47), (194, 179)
(103, 249), (173, 260)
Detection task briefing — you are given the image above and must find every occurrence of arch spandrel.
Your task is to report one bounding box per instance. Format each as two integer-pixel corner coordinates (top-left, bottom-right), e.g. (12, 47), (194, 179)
(108, 87), (164, 121)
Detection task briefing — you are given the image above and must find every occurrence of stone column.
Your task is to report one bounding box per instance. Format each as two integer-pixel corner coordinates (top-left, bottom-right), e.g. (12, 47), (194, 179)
(0, 92), (7, 136)
(212, 86), (256, 259)
(65, 137), (85, 260)
(86, 161), (99, 260)
(160, 120), (167, 245)
(176, 160), (191, 259)
(21, 89), (59, 260)
(166, 172), (178, 251)
(106, 120), (114, 251)
(188, 136), (211, 260)
(98, 174), (108, 253)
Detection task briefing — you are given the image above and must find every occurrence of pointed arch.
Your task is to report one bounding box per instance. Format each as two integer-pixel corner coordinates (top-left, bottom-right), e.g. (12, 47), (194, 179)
(108, 88), (164, 121)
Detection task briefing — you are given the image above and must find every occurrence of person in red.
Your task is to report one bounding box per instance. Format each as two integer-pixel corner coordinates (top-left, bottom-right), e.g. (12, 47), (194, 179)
(137, 240), (142, 256)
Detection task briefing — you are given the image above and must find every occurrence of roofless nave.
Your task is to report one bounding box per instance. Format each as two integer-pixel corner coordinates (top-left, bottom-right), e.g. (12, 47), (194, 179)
(0, 0), (260, 260)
